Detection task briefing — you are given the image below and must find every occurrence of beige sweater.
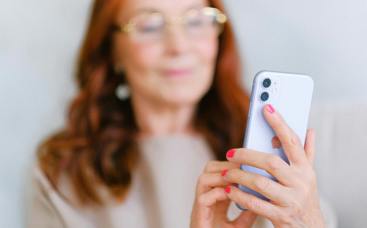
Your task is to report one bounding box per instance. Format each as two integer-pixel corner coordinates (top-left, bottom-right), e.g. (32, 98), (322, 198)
(27, 134), (333, 228)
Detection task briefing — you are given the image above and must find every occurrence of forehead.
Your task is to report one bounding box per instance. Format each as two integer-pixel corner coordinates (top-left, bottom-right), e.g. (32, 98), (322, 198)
(117, 0), (209, 20)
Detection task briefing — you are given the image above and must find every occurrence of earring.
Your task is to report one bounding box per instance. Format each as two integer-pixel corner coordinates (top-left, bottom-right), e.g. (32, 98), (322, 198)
(115, 84), (130, 100)
(113, 64), (130, 100)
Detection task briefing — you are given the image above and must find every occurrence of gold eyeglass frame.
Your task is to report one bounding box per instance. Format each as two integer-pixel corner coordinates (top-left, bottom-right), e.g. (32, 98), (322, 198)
(112, 7), (227, 37)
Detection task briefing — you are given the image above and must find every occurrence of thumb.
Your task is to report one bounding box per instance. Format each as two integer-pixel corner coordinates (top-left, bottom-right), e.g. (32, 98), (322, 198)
(232, 210), (257, 227)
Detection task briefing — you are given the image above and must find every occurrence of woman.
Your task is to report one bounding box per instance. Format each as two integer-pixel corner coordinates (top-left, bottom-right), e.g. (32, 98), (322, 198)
(27, 0), (326, 227)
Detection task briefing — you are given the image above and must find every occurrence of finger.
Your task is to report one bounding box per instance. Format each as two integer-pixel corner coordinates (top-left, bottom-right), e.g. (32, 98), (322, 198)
(193, 188), (228, 227)
(226, 148), (297, 186)
(198, 187), (228, 207)
(224, 169), (290, 205)
(225, 185), (281, 222)
(197, 173), (229, 195)
(232, 210), (257, 228)
(262, 104), (307, 165)
(304, 128), (316, 164)
(203, 160), (240, 173)
(213, 199), (231, 221)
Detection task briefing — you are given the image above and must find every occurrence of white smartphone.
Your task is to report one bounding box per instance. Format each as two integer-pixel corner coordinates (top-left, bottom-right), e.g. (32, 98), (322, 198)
(237, 71), (314, 209)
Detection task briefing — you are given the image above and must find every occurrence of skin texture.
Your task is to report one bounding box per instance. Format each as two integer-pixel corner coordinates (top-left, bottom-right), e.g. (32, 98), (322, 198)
(113, 0), (218, 137)
(191, 105), (325, 228)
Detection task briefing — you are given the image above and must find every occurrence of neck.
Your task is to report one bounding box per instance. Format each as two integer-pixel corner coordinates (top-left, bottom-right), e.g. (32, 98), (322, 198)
(130, 95), (197, 139)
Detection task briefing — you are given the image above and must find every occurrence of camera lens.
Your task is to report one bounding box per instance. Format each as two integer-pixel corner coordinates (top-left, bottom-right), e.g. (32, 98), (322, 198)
(263, 78), (271, 88)
(260, 92), (269, 101)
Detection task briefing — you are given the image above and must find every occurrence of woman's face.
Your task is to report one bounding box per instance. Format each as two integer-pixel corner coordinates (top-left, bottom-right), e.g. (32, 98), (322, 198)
(113, 0), (219, 107)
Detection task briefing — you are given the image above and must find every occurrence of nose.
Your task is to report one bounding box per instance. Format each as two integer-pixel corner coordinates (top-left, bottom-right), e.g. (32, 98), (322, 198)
(164, 25), (191, 56)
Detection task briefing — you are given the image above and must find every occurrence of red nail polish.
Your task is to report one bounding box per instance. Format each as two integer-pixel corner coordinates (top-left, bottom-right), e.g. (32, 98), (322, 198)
(225, 185), (231, 193)
(266, 104), (275, 113)
(221, 169), (228, 176)
(226, 149), (236, 159)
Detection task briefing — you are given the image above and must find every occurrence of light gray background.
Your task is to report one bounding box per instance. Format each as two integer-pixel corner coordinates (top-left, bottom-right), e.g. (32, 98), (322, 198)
(1, 0), (366, 227)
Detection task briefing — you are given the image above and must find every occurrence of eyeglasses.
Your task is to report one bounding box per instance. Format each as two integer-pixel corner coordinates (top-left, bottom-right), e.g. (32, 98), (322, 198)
(112, 7), (227, 43)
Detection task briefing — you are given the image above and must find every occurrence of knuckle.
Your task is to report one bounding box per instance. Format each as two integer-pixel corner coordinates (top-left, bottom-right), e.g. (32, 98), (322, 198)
(253, 177), (270, 192)
(230, 168), (240, 177)
(266, 155), (284, 171)
(287, 133), (301, 147)
(204, 161), (216, 172)
(197, 174), (207, 186)
(228, 168), (240, 180)
(213, 187), (224, 198)
(246, 196), (262, 211)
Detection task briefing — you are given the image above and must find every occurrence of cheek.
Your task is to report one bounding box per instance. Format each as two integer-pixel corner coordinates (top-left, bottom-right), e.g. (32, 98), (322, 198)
(115, 39), (162, 93)
(120, 41), (161, 74)
(192, 38), (218, 91)
(193, 37), (219, 90)
(195, 37), (219, 66)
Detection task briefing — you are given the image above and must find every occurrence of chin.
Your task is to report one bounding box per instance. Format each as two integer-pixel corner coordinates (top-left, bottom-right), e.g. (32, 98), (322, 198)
(162, 91), (205, 107)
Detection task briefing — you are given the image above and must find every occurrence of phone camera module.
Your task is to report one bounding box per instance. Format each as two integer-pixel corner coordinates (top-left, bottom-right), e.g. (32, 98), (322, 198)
(260, 92), (269, 101)
(263, 78), (271, 88)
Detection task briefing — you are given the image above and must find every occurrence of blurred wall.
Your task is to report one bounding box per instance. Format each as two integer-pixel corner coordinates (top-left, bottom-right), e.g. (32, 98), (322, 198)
(225, 0), (367, 103)
(0, 0), (366, 227)
(0, 1), (90, 227)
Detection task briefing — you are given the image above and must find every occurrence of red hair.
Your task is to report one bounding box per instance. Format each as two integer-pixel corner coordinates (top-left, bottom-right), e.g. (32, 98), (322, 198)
(38, 0), (250, 205)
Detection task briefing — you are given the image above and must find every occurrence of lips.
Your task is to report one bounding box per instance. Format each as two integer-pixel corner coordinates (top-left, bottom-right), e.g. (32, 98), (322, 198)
(163, 68), (192, 77)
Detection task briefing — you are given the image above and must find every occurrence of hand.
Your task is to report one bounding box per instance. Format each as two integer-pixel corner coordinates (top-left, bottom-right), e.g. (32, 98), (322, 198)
(223, 104), (325, 228)
(190, 161), (257, 228)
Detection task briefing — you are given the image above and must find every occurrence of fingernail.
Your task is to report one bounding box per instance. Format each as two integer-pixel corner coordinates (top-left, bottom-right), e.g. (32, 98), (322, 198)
(225, 185), (231, 193)
(266, 104), (275, 113)
(221, 169), (228, 177)
(226, 149), (236, 159)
